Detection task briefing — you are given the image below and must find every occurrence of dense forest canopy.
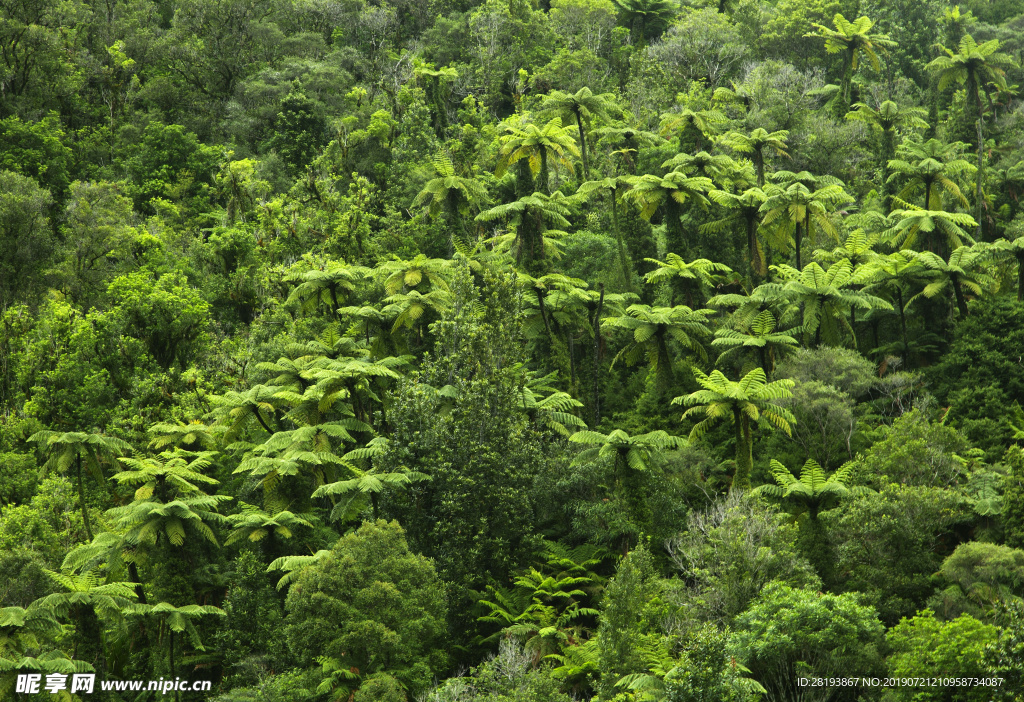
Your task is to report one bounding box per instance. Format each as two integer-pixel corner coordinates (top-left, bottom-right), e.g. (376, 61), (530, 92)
(2, 0), (1024, 700)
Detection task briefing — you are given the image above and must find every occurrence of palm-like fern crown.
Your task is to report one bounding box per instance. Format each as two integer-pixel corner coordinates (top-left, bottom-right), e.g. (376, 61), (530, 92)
(568, 428), (686, 472)
(814, 228), (881, 267)
(623, 173), (713, 219)
(224, 501), (314, 545)
(887, 138), (973, 209)
(808, 13), (895, 70)
(114, 449), (220, 501)
(643, 253), (733, 286)
(713, 310), (800, 355)
(495, 117), (580, 178)
(658, 107), (726, 139)
(603, 303), (714, 367)
(107, 492), (231, 547)
(576, 175), (635, 200)
(752, 458), (868, 515)
(929, 34), (1013, 94)
(29, 431), (132, 476)
(539, 87), (621, 126)
(476, 191), (577, 228)
(847, 100), (928, 133)
(377, 254), (452, 295)
(768, 260), (893, 344)
(721, 128), (790, 157)
(662, 150), (739, 181)
(412, 154), (488, 218)
(883, 203), (977, 252)
(35, 569), (138, 622)
(905, 245), (995, 307)
(675, 367), (796, 439)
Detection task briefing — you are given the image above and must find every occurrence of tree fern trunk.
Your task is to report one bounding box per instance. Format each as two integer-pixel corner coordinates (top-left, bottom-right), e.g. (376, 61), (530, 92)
(576, 111), (589, 180)
(76, 454), (94, 541)
(732, 410), (753, 492)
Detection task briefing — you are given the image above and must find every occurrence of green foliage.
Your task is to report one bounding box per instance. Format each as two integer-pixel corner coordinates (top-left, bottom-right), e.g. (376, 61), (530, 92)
(4, 0), (1024, 698)
(928, 541), (1024, 621)
(285, 520), (447, 698)
(0, 170), (54, 308)
(1006, 447), (1024, 550)
(666, 493), (820, 624)
(380, 266), (544, 646)
(731, 583), (885, 698)
(885, 612), (999, 702)
(846, 409), (971, 490)
(0, 115), (72, 195)
(929, 297), (1024, 459)
(426, 639), (572, 702)
(676, 367), (796, 491)
(217, 550), (289, 687)
(825, 485), (973, 624)
(595, 543), (662, 700)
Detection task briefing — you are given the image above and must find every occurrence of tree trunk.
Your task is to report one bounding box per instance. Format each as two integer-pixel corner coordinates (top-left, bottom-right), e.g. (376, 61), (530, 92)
(882, 129), (895, 213)
(732, 409), (753, 492)
(1017, 252), (1024, 302)
(592, 285), (605, 428)
(747, 215), (762, 279)
(575, 111), (590, 181)
(536, 288), (553, 342)
(896, 287), (909, 356)
(128, 562), (148, 604)
(794, 220), (803, 270)
(170, 630), (180, 702)
(755, 151), (765, 188)
(539, 150), (550, 194)
(951, 273), (969, 319)
(76, 454), (94, 541)
(975, 116), (984, 240)
(610, 192), (634, 292)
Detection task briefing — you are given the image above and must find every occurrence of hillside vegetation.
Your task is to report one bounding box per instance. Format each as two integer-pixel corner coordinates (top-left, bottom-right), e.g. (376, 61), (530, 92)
(1, 0), (1024, 700)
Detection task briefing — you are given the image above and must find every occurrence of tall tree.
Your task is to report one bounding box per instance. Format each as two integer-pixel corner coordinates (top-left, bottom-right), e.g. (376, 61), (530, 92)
(769, 260), (894, 347)
(676, 368), (796, 492)
(989, 235), (1024, 301)
(720, 129), (790, 187)
(495, 117), (580, 193)
(476, 191), (578, 273)
(752, 458), (868, 521)
(611, 0), (676, 46)
(568, 429), (685, 541)
(539, 88), (622, 180)
(577, 176), (637, 291)
(760, 181), (851, 269)
(603, 303), (713, 391)
(884, 203), (977, 256)
(702, 187), (769, 277)
(846, 101), (929, 209)
(927, 35), (1015, 237)
(807, 14), (895, 108)
(412, 154), (489, 246)
(29, 431), (132, 541)
(887, 138), (973, 213)
(624, 171), (713, 256)
(659, 107), (726, 154)
(907, 246), (993, 320)
(712, 310), (800, 373)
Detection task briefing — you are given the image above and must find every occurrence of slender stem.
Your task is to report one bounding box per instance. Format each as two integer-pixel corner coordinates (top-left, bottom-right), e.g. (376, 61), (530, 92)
(576, 111), (589, 181)
(610, 191), (634, 292)
(76, 454), (94, 541)
(592, 285), (605, 428)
